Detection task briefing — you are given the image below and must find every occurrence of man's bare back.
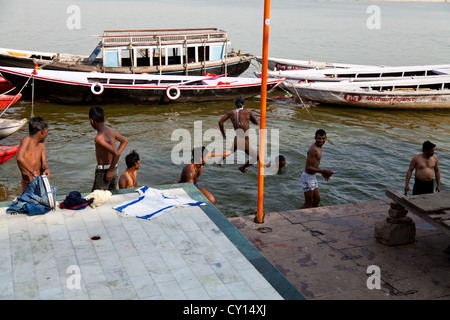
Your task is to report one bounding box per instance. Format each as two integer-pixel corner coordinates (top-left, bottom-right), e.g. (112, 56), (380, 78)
(16, 117), (50, 193)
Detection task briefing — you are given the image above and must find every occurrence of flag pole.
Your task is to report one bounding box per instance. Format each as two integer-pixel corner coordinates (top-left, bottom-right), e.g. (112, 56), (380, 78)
(256, 0), (271, 224)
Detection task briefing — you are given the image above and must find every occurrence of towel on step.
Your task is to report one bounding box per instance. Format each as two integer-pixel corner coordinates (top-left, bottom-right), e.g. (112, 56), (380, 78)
(113, 186), (205, 220)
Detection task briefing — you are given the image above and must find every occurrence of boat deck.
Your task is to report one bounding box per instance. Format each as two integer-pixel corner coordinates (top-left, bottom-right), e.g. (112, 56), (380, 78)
(229, 198), (450, 300)
(0, 184), (302, 300)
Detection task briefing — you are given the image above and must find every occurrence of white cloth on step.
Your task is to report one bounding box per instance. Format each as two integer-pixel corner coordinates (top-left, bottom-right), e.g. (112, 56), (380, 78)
(84, 189), (112, 208)
(113, 186), (205, 220)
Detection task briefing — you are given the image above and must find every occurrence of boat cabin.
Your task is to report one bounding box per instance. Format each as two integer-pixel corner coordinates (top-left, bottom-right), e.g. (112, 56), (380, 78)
(87, 28), (233, 73)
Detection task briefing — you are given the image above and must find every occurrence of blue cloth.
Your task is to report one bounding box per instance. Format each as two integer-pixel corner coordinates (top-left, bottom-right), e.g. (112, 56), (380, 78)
(7, 175), (56, 216)
(60, 191), (93, 210)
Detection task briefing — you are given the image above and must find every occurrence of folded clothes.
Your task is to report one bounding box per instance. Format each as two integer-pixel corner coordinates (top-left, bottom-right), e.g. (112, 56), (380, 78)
(84, 189), (112, 208)
(113, 186), (205, 220)
(60, 191), (94, 210)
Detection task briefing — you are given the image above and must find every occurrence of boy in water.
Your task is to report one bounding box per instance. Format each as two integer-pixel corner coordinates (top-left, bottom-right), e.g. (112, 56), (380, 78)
(89, 106), (128, 191)
(178, 146), (230, 204)
(405, 140), (440, 195)
(119, 150), (140, 189)
(16, 116), (51, 193)
(301, 129), (334, 208)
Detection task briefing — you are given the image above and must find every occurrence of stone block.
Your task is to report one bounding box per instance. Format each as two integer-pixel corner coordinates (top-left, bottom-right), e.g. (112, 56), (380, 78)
(374, 218), (416, 246)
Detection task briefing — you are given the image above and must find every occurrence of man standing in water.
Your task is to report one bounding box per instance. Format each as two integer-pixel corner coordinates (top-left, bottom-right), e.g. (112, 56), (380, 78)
(119, 150), (140, 189)
(89, 106), (128, 191)
(405, 140), (440, 195)
(218, 96), (259, 173)
(301, 129), (334, 208)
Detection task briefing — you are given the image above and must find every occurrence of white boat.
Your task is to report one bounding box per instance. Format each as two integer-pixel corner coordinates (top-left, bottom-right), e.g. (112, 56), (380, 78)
(0, 118), (27, 139)
(0, 66), (283, 105)
(284, 76), (450, 109)
(263, 64), (450, 83)
(0, 28), (255, 76)
(257, 56), (373, 71)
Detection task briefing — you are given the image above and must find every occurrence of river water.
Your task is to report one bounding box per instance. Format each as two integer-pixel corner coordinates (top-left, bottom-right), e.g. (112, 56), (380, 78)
(0, 0), (449, 218)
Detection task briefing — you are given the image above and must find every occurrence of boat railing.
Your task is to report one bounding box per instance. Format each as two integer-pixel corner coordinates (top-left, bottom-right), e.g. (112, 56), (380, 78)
(102, 29), (228, 46)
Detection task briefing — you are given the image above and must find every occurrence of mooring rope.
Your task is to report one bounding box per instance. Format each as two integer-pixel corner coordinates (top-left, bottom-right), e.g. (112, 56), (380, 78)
(0, 71), (34, 118)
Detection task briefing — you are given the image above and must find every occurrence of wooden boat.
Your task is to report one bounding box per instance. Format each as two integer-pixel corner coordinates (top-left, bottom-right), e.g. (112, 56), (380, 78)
(0, 75), (14, 93)
(264, 64), (450, 83)
(0, 28), (255, 76)
(0, 93), (22, 111)
(0, 118), (27, 139)
(0, 67), (283, 105)
(284, 76), (450, 109)
(257, 56), (372, 71)
(0, 145), (19, 165)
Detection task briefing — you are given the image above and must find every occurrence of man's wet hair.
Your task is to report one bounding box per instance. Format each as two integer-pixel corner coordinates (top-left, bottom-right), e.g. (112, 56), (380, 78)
(192, 146), (208, 164)
(125, 150), (140, 168)
(315, 129), (327, 137)
(29, 116), (48, 135)
(89, 106), (105, 122)
(422, 140), (436, 152)
(235, 96), (245, 109)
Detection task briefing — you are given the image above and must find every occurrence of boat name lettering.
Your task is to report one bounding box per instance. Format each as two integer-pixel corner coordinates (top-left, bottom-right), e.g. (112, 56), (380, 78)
(275, 63), (308, 71)
(364, 96), (416, 102)
(343, 94), (362, 102)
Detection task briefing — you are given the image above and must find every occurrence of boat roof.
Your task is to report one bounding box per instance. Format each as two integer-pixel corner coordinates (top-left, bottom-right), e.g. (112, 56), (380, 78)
(100, 28), (230, 47)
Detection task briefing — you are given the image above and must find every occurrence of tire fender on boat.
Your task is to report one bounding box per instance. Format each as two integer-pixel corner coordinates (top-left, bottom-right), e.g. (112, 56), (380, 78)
(166, 86), (181, 100)
(91, 82), (104, 95)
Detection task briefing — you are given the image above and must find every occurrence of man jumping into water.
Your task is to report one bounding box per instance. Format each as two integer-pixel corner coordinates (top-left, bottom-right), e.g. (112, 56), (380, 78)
(218, 96), (259, 173)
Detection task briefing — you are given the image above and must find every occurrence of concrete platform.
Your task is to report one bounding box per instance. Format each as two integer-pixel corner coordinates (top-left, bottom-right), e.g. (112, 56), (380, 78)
(229, 199), (450, 300)
(0, 183), (303, 300)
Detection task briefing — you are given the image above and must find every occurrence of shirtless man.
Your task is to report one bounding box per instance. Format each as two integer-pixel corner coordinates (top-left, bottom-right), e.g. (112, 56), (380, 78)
(89, 106), (128, 191)
(178, 146), (230, 204)
(16, 116), (50, 193)
(119, 150), (140, 189)
(405, 140), (440, 195)
(218, 96), (258, 173)
(301, 129), (334, 208)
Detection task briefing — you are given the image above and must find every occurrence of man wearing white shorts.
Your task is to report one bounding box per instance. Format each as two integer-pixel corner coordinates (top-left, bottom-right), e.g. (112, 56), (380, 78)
(302, 129), (334, 208)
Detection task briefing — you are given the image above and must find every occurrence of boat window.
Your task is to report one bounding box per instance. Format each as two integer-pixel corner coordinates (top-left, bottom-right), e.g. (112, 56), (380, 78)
(444, 83), (450, 89)
(393, 85), (417, 91)
(187, 47), (197, 63)
(159, 80), (183, 84)
(134, 79), (159, 85)
(417, 83), (443, 91)
(135, 49), (150, 67)
(167, 47), (183, 65)
(121, 49), (132, 67)
(360, 73), (381, 78)
(109, 79), (134, 85)
(198, 46), (210, 63)
(87, 77), (108, 84)
(30, 54), (53, 61)
(403, 71), (426, 76)
(382, 72), (403, 77)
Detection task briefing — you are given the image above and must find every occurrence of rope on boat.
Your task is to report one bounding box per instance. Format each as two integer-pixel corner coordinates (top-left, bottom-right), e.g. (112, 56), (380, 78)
(0, 71), (35, 118)
(0, 86), (17, 96)
(286, 81), (334, 145)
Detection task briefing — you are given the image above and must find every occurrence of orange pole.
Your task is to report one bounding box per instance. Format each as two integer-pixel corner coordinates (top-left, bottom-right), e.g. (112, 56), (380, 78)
(256, 0), (270, 224)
